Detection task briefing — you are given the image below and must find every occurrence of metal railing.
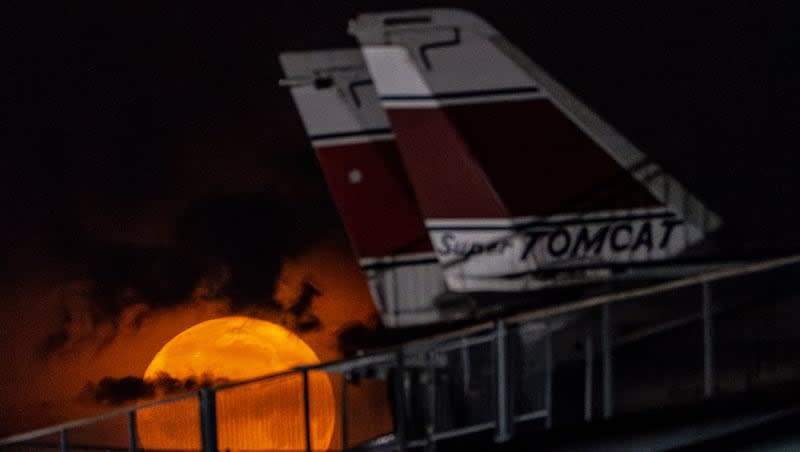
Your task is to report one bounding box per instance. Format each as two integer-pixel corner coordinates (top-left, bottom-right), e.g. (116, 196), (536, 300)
(3, 254), (800, 451)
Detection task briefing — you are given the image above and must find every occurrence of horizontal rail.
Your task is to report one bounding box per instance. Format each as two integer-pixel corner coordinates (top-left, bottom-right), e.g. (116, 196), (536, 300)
(0, 390), (199, 446)
(214, 367), (303, 392)
(312, 351), (395, 373)
(431, 421), (496, 441)
(402, 320), (497, 353)
(317, 254), (800, 376)
(615, 312), (704, 347)
(514, 409), (549, 423)
(350, 254), (800, 369)
(426, 332), (496, 354)
(2, 254), (798, 448)
(507, 254), (800, 326)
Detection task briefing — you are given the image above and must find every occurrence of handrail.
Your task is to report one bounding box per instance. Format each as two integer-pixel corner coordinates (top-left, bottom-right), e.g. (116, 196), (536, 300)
(507, 253), (800, 325)
(346, 253), (800, 359)
(0, 390), (199, 446)
(2, 253), (799, 448)
(213, 367), (303, 392)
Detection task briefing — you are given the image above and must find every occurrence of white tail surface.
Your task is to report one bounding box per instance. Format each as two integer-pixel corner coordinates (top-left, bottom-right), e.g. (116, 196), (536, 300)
(280, 49), (448, 326)
(350, 9), (722, 292)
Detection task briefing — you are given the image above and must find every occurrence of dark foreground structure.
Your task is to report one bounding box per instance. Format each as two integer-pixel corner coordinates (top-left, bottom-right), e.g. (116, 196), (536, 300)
(3, 254), (800, 451)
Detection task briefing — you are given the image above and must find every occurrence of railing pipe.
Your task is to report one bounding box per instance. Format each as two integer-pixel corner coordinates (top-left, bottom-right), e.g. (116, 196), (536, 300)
(584, 332), (594, 422)
(544, 322), (553, 429)
(602, 304), (613, 418)
(199, 388), (218, 452)
(59, 428), (68, 452)
(494, 320), (512, 442)
(424, 351), (437, 452)
(393, 350), (408, 451)
(302, 369), (312, 452)
(341, 372), (349, 450)
(127, 410), (138, 452)
(703, 282), (715, 398)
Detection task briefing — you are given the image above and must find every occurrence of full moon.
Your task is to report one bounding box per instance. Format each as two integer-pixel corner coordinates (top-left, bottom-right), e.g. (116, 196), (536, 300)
(139, 316), (335, 451)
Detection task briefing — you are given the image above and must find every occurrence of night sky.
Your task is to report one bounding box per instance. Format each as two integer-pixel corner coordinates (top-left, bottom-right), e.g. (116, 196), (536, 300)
(2, 0), (800, 435)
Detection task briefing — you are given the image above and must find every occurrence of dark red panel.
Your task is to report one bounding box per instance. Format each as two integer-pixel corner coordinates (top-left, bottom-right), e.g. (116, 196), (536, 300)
(315, 140), (433, 259)
(387, 99), (659, 219)
(387, 108), (509, 219)
(445, 99), (660, 215)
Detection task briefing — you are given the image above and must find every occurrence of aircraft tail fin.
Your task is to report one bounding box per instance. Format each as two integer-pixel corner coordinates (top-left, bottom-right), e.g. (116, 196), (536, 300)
(280, 49), (447, 326)
(350, 9), (722, 292)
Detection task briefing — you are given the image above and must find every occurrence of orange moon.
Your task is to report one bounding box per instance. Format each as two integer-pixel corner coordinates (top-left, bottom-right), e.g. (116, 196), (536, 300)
(139, 316), (335, 451)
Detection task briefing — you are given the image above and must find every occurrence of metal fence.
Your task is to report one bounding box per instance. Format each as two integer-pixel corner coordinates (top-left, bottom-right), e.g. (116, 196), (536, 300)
(3, 254), (800, 451)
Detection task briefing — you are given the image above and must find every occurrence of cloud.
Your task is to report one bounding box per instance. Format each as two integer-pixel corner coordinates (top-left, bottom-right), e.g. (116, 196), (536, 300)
(82, 372), (230, 406)
(79, 279), (328, 407)
(42, 189), (337, 353)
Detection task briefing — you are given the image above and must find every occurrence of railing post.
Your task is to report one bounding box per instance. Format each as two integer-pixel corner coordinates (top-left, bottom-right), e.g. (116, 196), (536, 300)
(341, 371), (349, 450)
(544, 322), (553, 429)
(302, 369), (312, 452)
(424, 351), (437, 452)
(494, 320), (513, 443)
(393, 350), (408, 451)
(584, 332), (594, 422)
(199, 388), (218, 452)
(702, 282), (715, 398)
(59, 428), (68, 452)
(127, 410), (138, 452)
(460, 337), (471, 394)
(601, 304), (613, 419)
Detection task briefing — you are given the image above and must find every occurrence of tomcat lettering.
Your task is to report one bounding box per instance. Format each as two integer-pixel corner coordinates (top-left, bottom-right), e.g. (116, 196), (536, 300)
(432, 217), (686, 265)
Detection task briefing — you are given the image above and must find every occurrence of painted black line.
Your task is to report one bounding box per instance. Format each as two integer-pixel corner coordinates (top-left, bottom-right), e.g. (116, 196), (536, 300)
(420, 27), (461, 70)
(467, 258), (714, 280)
(360, 257), (440, 271)
(380, 86), (540, 102)
(309, 128), (393, 142)
(427, 212), (678, 232)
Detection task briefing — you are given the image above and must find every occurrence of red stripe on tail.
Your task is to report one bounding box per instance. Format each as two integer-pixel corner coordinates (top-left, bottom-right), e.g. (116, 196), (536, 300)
(386, 99), (660, 220)
(315, 140), (433, 258)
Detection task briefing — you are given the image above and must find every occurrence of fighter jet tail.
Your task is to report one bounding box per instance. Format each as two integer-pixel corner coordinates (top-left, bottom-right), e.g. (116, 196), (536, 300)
(349, 9), (722, 292)
(280, 49), (448, 326)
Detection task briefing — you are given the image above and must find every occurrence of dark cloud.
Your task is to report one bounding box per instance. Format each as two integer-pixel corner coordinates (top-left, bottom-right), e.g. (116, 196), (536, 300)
(277, 279), (323, 333)
(337, 322), (377, 358)
(83, 373), (229, 406)
(78, 278), (328, 406)
(287, 279), (321, 317)
(174, 191), (331, 307)
(43, 265), (330, 353)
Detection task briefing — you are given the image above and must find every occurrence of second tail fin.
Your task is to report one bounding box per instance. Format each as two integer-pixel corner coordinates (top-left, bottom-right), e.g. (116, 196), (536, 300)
(280, 49), (447, 326)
